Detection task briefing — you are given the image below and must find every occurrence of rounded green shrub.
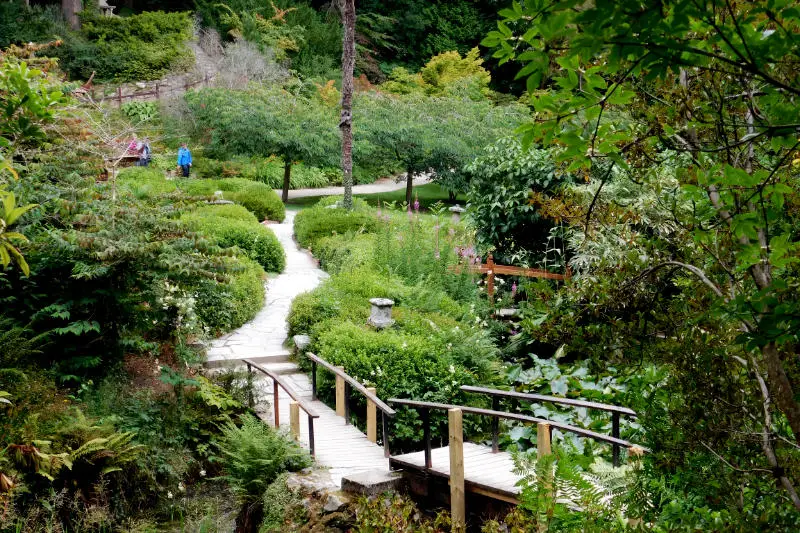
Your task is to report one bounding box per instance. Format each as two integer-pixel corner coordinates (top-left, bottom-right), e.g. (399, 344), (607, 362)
(186, 215), (285, 273)
(191, 204), (258, 224)
(195, 256), (265, 333)
(227, 183), (286, 223)
(294, 200), (378, 250)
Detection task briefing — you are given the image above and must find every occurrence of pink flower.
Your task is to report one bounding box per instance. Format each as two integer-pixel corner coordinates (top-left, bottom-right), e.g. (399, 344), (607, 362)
(413, 197), (420, 212)
(511, 282), (518, 299)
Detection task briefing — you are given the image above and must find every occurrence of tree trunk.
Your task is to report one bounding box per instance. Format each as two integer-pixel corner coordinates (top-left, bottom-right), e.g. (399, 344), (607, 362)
(339, 0), (356, 210)
(448, 190), (456, 203)
(62, 0), (82, 31)
(282, 161), (291, 204)
(405, 170), (414, 207)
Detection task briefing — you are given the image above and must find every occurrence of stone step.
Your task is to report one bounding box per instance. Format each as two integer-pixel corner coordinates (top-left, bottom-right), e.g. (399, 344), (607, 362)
(205, 350), (291, 368)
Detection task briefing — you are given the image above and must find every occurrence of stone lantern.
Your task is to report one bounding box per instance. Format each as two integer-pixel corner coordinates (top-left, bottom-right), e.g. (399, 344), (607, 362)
(368, 298), (395, 329)
(98, 0), (115, 17)
(449, 204), (465, 223)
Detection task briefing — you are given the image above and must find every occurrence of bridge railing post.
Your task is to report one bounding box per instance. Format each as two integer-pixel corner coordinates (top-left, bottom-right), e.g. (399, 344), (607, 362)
(422, 407), (432, 469)
(311, 360), (317, 400)
(491, 396), (500, 453)
(367, 387), (377, 443)
(537, 421), (552, 458)
(273, 380), (280, 428)
(308, 414), (316, 457)
(290, 401), (300, 440)
(612, 412), (620, 467)
(335, 366), (345, 417)
(246, 362), (254, 409)
(382, 412), (391, 458)
(449, 408), (465, 529)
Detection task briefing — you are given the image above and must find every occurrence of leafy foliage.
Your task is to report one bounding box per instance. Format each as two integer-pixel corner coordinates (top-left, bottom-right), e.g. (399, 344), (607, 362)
(52, 11), (194, 82)
(293, 199), (378, 250)
(465, 137), (567, 265)
(215, 414), (311, 503)
(185, 212), (285, 273)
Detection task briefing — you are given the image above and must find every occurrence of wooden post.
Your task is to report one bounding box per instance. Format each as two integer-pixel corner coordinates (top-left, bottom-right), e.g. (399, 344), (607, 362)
(311, 362), (317, 400)
(273, 380), (280, 428)
(537, 422), (552, 458)
(308, 415), (316, 457)
(155, 83), (159, 99)
(448, 408), (465, 529)
(289, 401), (300, 441)
(117, 86), (122, 108)
(366, 387), (377, 443)
(612, 412), (621, 467)
(486, 254), (495, 303)
(335, 366), (345, 417)
(491, 396), (500, 453)
(246, 363), (254, 409)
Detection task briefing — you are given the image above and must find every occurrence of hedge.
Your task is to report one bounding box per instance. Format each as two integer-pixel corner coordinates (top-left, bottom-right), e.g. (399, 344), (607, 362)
(293, 198), (378, 250)
(185, 214), (285, 273)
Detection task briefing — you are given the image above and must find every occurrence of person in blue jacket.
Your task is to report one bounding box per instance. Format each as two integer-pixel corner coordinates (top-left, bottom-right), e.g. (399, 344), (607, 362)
(177, 143), (192, 177)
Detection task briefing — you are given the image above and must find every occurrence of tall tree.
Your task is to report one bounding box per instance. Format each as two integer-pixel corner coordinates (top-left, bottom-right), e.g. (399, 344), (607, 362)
(62, 0), (81, 31)
(185, 88), (339, 203)
(339, 0), (356, 210)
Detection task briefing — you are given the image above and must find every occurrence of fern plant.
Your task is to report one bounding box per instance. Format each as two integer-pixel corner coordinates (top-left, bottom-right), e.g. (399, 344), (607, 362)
(509, 451), (645, 532)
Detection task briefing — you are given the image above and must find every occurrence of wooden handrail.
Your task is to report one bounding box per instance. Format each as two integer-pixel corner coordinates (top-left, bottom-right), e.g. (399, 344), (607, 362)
(243, 359), (318, 457)
(461, 385), (637, 465)
(306, 353), (395, 416)
(460, 386), (637, 417)
(306, 352), (395, 457)
(389, 398), (647, 470)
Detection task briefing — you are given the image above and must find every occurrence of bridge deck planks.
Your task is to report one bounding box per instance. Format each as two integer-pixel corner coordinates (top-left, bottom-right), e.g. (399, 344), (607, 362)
(389, 442), (523, 503)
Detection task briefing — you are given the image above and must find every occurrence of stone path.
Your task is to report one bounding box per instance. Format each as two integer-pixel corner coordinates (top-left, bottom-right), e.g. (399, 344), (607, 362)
(205, 209), (389, 486)
(206, 209), (328, 367)
(280, 174), (431, 199)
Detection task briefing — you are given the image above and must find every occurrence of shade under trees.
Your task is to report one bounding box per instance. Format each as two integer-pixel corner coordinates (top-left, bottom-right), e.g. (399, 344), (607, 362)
(185, 87), (339, 203)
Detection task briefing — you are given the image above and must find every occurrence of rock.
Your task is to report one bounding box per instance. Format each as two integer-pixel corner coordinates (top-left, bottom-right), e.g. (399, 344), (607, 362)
(323, 493), (346, 513)
(341, 470), (404, 496)
(135, 82), (147, 89)
(293, 334), (311, 352)
(285, 469), (338, 497)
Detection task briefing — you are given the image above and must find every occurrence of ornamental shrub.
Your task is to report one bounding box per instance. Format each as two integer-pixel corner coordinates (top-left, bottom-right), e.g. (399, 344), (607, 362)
(227, 183), (285, 222)
(195, 256), (265, 333)
(53, 11), (193, 82)
(314, 321), (480, 447)
(191, 203), (257, 223)
(185, 214), (285, 273)
(293, 199), (377, 250)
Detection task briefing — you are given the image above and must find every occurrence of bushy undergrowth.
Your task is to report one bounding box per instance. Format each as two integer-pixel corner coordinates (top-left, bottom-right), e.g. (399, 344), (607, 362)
(185, 213), (285, 273)
(53, 11), (194, 82)
(227, 183), (286, 222)
(294, 197), (378, 250)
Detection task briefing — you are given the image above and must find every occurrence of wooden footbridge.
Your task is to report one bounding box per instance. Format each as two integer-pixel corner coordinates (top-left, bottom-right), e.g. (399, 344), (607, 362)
(243, 352), (645, 526)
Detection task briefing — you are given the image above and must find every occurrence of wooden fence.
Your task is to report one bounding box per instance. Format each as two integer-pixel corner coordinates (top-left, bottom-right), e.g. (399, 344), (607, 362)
(89, 74), (211, 107)
(464, 253), (571, 302)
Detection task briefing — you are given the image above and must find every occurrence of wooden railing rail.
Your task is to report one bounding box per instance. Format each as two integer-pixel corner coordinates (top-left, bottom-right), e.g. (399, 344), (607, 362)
(460, 386), (637, 466)
(243, 359), (319, 457)
(306, 352), (395, 457)
(388, 398), (646, 471)
(457, 253), (570, 303)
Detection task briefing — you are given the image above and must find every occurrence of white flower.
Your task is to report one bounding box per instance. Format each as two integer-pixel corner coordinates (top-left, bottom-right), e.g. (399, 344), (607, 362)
(401, 342), (408, 348)
(448, 364), (455, 373)
(178, 482), (185, 493)
(199, 469), (206, 477)
(447, 343), (453, 350)
(167, 491), (174, 499)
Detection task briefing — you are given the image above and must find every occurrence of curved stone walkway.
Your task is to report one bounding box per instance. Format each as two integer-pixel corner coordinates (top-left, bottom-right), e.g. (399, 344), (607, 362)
(206, 209), (328, 367)
(205, 209), (390, 486)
